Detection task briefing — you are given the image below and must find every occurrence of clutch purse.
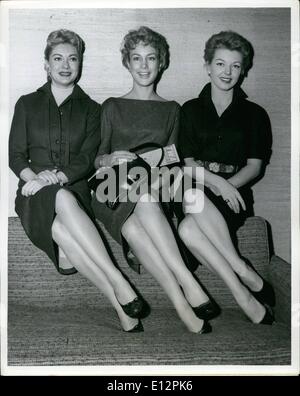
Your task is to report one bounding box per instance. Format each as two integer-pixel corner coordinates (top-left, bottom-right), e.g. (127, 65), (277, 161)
(89, 142), (164, 210)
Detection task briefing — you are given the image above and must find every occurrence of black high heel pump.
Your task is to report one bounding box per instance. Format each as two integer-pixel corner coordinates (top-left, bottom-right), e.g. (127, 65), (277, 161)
(179, 286), (220, 321)
(191, 300), (221, 321)
(259, 305), (275, 325)
(120, 297), (144, 319)
(252, 279), (276, 307)
(198, 320), (212, 334)
(241, 257), (276, 307)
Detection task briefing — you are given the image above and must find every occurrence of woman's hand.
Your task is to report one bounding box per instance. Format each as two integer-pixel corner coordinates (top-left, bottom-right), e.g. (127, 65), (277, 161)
(36, 170), (59, 184)
(21, 178), (50, 197)
(56, 171), (69, 185)
(210, 176), (246, 214)
(102, 151), (137, 167)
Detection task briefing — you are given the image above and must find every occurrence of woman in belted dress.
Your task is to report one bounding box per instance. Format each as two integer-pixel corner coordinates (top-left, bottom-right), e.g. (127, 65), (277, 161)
(92, 26), (213, 334)
(9, 29), (145, 332)
(177, 31), (275, 324)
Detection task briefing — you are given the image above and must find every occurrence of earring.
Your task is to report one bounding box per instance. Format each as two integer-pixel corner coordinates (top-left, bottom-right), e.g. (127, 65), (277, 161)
(208, 71), (211, 76)
(47, 70), (52, 81)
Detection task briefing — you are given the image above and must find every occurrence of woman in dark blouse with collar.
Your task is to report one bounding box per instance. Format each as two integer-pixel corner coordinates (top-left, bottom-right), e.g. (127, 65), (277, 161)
(178, 31), (274, 325)
(9, 29), (145, 332)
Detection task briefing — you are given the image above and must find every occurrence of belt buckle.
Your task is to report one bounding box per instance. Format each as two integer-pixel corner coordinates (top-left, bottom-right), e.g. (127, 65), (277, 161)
(208, 162), (220, 173)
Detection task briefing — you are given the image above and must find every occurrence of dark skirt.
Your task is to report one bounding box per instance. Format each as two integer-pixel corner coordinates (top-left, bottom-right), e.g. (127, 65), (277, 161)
(91, 195), (135, 245)
(91, 193), (139, 271)
(203, 185), (251, 244)
(204, 172), (254, 238)
(91, 185), (200, 274)
(15, 179), (93, 275)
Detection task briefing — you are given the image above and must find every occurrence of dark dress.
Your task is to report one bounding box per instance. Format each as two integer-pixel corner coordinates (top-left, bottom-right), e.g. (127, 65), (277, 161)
(9, 82), (101, 274)
(91, 97), (180, 270)
(179, 83), (272, 238)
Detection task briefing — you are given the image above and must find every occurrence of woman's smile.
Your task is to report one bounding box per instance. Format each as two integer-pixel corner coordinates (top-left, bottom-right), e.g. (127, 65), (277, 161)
(220, 77), (232, 82)
(138, 72), (151, 78)
(207, 48), (243, 92)
(45, 43), (80, 89)
(59, 72), (72, 76)
(127, 43), (160, 87)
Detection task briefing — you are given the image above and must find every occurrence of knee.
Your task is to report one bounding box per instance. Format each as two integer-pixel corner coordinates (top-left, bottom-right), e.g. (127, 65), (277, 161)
(52, 217), (68, 244)
(135, 196), (162, 219)
(178, 215), (205, 247)
(183, 188), (205, 215)
(55, 189), (78, 216)
(184, 189), (218, 220)
(121, 214), (145, 244)
(178, 216), (194, 245)
(52, 217), (76, 253)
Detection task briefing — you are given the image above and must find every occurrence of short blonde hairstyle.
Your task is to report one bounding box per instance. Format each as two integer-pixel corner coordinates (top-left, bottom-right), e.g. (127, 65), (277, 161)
(44, 29), (85, 82)
(120, 26), (170, 71)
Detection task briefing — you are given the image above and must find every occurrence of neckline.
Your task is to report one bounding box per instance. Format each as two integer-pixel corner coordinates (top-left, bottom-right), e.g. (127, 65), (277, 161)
(51, 84), (74, 107)
(113, 97), (173, 104)
(199, 82), (248, 103)
(51, 84), (74, 92)
(37, 82), (88, 100)
(211, 97), (233, 118)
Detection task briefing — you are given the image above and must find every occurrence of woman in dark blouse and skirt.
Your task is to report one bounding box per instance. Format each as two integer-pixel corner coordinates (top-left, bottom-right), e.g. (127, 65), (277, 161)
(178, 31), (275, 324)
(9, 29), (145, 332)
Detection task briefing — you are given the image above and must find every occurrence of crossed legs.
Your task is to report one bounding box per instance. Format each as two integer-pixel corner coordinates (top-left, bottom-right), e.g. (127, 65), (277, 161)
(121, 194), (210, 333)
(178, 189), (268, 323)
(51, 189), (140, 331)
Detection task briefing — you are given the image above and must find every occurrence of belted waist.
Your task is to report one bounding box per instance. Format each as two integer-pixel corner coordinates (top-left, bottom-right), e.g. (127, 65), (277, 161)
(196, 160), (239, 174)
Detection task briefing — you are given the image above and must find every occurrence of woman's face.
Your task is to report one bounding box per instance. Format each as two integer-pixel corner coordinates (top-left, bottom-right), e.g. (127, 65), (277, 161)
(206, 48), (243, 92)
(127, 43), (160, 87)
(45, 43), (80, 88)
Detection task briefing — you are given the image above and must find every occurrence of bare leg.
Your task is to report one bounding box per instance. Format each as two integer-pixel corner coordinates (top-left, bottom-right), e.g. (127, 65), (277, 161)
(54, 189), (138, 306)
(122, 213), (206, 333)
(133, 195), (209, 307)
(178, 214), (266, 323)
(52, 217), (138, 331)
(185, 190), (263, 291)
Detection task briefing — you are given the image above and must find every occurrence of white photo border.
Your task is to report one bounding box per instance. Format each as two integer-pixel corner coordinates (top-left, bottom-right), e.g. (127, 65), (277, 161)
(0, 0), (299, 376)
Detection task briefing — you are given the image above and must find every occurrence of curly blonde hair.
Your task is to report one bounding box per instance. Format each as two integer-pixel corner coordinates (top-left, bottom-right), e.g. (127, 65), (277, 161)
(120, 26), (169, 71)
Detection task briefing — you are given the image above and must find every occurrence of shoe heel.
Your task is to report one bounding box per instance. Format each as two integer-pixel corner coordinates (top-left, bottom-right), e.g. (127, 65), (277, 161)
(252, 279), (276, 307)
(123, 320), (144, 333)
(242, 257), (276, 307)
(259, 305), (275, 325)
(198, 320), (212, 334)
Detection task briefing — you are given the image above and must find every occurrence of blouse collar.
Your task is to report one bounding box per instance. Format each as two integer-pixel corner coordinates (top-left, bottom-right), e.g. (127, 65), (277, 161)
(198, 83), (248, 104)
(37, 81), (89, 100)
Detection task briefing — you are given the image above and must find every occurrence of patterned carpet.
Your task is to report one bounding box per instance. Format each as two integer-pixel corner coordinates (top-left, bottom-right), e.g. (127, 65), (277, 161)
(7, 217), (291, 366)
(8, 305), (290, 366)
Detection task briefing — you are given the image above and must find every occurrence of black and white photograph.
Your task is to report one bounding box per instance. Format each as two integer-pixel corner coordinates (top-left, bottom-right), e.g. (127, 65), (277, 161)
(0, 0), (299, 376)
